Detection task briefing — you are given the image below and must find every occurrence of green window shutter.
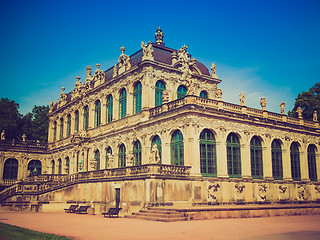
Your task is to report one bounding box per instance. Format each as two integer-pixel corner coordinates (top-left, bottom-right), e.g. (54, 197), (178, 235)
(271, 140), (283, 180)
(155, 81), (165, 107)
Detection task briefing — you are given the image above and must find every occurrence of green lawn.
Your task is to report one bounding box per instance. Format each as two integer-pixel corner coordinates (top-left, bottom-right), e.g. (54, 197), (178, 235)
(0, 222), (72, 240)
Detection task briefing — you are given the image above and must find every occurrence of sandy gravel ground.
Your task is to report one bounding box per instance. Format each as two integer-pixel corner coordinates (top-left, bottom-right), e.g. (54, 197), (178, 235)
(0, 212), (320, 240)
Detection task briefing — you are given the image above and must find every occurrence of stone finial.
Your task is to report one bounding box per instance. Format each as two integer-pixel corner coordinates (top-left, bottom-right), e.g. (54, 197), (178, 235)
(1, 130), (5, 140)
(313, 110), (318, 122)
(280, 102), (286, 115)
(297, 107), (303, 119)
(155, 27), (164, 46)
(216, 88), (222, 100)
(211, 62), (218, 78)
(118, 47), (131, 74)
(260, 97), (267, 110)
(76, 76), (81, 82)
(22, 134), (26, 142)
(240, 92), (246, 106)
(96, 63), (100, 69)
(86, 66), (92, 78)
(120, 46), (125, 54)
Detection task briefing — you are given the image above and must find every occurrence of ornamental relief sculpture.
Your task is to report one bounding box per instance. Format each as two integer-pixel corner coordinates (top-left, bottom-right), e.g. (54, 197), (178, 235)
(141, 41), (154, 61)
(118, 47), (131, 75)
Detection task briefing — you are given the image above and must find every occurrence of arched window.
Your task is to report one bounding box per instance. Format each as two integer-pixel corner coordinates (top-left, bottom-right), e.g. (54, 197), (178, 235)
(83, 105), (89, 130)
(106, 147), (112, 168)
(65, 157), (70, 174)
(106, 95), (113, 123)
(200, 91), (208, 99)
(227, 133), (241, 178)
(58, 159), (62, 175)
(290, 142), (301, 181)
(250, 136), (263, 179)
(133, 82), (142, 114)
(3, 158), (18, 180)
(94, 100), (101, 127)
(271, 139), (283, 180)
(118, 144), (126, 167)
(151, 135), (162, 163)
(308, 144), (317, 181)
(94, 150), (100, 170)
(51, 160), (55, 174)
(177, 85), (187, 99)
(66, 114), (71, 137)
(171, 130), (184, 166)
(155, 81), (166, 107)
(200, 129), (216, 176)
(119, 88), (127, 119)
(133, 140), (142, 166)
(74, 110), (79, 132)
(59, 118), (64, 140)
(53, 121), (57, 142)
(27, 160), (42, 175)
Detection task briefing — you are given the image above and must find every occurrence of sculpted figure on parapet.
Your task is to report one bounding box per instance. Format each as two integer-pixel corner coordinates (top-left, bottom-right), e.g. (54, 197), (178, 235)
(141, 41), (154, 60)
(260, 97), (267, 110)
(313, 110), (318, 122)
(1, 130), (5, 140)
(162, 90), (169, 103)
(297, 107), (303, 119)
(240, 92), (245, 106)
(280, 102), (286, 114)
(107, 153), (114, 168)
(149, 144), (160, 164)
(216, 88), (222, 100)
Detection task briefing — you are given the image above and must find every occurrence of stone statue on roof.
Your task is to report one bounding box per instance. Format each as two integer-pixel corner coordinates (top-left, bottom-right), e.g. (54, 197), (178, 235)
(118, 47), (131, 75)
(297, 106), (303, 119)
(280, 102), (286, 115)
(141, 41), (154, 61)
(1, 130), (5, 140)
(94, 64), (106, 85)
(260, 97), (267, 111)
(313, 110), (318, 122)
(211, 62), (218, 78)
(240, 92), (246, 106)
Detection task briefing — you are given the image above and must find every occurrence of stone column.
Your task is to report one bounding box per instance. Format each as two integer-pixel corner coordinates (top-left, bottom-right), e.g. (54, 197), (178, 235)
(84, 148), (89, 172)
(90, 102), (95, 129)
(71, 112), (75, 135)
(162, 132), (171, 165)
(282, 141), (292, 181)
(79, 107), (84, 131)
(101, 99), (107, 126)
(48, 120), (53, 143)
(184, 125), (200, 175)
(300, 144), (309, 181)
(241, 138), (251, 179)
(263, 138), (273, 179)
(114, 95), (119, 121)
(316, 150), (320, 181)
(127, 89), (133, 116)
(216, 141), (228, 178)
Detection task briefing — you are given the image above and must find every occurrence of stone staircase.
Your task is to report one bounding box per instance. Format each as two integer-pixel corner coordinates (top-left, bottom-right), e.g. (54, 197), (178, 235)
(125, 207), (188, 222)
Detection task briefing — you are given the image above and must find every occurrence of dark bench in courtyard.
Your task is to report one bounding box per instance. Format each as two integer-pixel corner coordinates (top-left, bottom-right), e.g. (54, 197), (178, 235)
(64, 204), (78, 213)
(102, 208), (122, 218)
(75, 205), (91, 214)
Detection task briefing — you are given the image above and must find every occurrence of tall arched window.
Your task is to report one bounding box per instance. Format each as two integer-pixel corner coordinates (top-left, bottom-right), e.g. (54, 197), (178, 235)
(133, 82), (142, 114)
(151, 135), (162, 163)
(60, 118), (64, 140)
(177, 85), (187, 99)
(106, 147), (112, 168)
(200, 129), (216, 176)
(250, 136), (263, 179)
(271, 139), (283, 180)
(94, 150), (100, 170)
(290, 142), (301, 181)
(65, 157), (70, 174)
(51, 160), (55, 174)
(200, 91), (208, 99)
(133, 140), (142, 166)
(155, 80), (166, 107)
(118, 144), (126, 167)
(74, 110), (79, 132)
(94, 100), (101, 127)
(308, 144), (317, 181)
(119, 88), (127, 119)
(53, 121), (57, 142)
(58, 159), (62, 175)
(83, 105), (89, 130)
(27, 160), (42, 175)
(227, 133), (241, 178)
(3, 158), (18, 180)
(106, 95), (113, 123)
(66, 114), (71, 137)
(171, 130), (184, 166)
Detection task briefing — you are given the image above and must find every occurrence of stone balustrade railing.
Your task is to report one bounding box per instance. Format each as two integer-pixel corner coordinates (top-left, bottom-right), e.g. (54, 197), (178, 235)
(0, 164), (191, 202)
(0, 139), (47, 150)
(149, 96), (319, 129)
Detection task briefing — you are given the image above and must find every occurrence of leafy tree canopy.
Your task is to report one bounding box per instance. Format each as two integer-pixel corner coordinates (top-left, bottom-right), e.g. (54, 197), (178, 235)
(0, 98), (49, 142)
(288, 83), (320, 121)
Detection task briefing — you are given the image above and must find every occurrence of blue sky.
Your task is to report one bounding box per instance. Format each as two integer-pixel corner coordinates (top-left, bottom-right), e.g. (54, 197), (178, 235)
(0, 0), (319, 114)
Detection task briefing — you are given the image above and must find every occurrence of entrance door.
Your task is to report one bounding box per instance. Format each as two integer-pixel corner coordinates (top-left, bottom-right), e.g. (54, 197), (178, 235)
(115, 188), (120, 208)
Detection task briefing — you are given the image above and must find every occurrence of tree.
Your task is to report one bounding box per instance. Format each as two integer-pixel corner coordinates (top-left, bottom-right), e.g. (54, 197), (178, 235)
(288, 83), (320, 121)
(30, 105), (49, 142)
(0, 98), (22, 140)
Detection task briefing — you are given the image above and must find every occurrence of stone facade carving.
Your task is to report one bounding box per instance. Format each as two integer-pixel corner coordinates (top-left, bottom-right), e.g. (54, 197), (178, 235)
(94, 64), (106, 85)
(216, 88), (222, 100)
(149, 144), (160, 164)
(118, 47), (131, 75)
(141, 41), (154, 61)
(211, 62), (218, 78)
(208, 182), (220, 203)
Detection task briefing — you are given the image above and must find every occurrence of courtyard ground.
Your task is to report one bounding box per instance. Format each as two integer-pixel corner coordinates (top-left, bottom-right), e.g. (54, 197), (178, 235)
(0, 212), (319, 240)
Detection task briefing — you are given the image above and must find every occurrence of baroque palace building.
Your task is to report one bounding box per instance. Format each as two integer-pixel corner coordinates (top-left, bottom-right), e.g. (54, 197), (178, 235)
(0, 28), (320, 214)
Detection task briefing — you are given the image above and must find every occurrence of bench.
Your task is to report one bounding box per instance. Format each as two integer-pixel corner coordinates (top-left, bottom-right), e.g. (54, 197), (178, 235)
(102, 208), (122, 218)
(64, 204), (78, 213)
(75, 205), (91, 214)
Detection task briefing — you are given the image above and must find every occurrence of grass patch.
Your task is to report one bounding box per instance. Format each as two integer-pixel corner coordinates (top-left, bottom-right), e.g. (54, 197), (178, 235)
(0, 222), (72, 240)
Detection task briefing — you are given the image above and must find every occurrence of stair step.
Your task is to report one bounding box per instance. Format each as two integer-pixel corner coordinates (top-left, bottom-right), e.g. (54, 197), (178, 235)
(140, 209), (183, 215)
(133, 212), (185, 218)
(125, 214), (187, 222)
